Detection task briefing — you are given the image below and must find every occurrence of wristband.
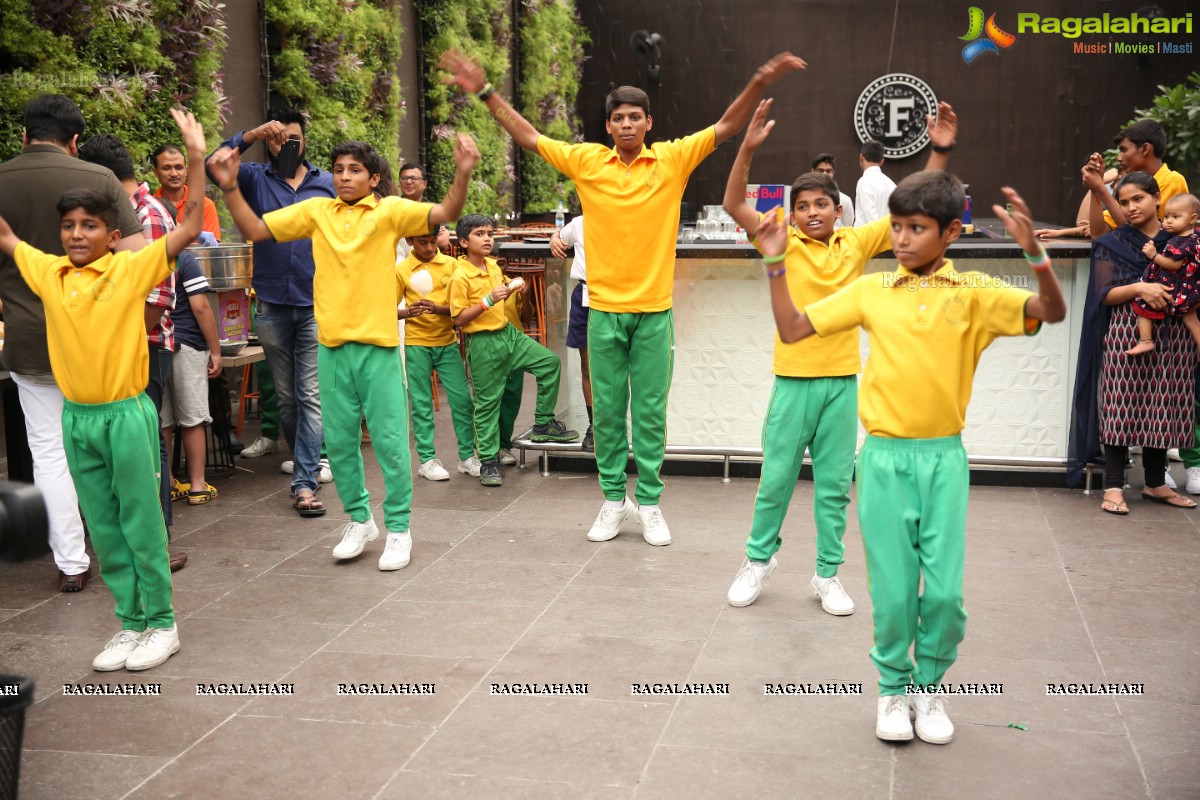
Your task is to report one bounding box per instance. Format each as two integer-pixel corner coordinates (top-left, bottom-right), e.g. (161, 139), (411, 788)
(931, 142), (955, 154)
(766, 266), (787, 279)
(762, 253), (786, 265)
(221, 183), (239, 194)
(477, 83), (495, 102)
(1023, 249), (1052, 272)
(481, 294), (496, 309)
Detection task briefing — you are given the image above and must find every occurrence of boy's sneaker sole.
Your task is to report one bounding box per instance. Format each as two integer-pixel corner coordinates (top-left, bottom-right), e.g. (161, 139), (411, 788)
(530, 433), (579, 443)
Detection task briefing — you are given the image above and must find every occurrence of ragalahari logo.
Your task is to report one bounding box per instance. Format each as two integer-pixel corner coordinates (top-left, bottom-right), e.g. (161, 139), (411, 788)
(960, 7), (1016, 63)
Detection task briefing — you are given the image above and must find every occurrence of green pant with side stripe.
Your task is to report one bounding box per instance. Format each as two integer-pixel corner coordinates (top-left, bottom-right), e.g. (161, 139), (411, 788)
(63, 393), (174, 630)
(406, 343), (475, 462)
(858, 434), (968, 696)
(466, 324), (561, 462)
(587, 309), (673, 505)
(319, 342), (411, 532)
(744, 376), (858, 576)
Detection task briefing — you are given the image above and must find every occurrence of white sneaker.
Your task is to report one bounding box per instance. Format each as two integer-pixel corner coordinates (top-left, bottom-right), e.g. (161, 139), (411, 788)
(281, 460), (294, 474)
(810, 574), (855, 615)
(457, 455), (481, 477)
(637, 504), (672, 546)
(418, 458), (450, 481)
(378, 531), (412, 570)
(332, 518), (379, 560)
(587, 497), (635, 542)
(911, 694), (955, 744)
(727, 558), (777, 607)
(498, 449), (518, 466)
(92, 629), (143, 671)
(318, 458), (333, 483)
(876, 695), (914, 741)
(1168, 448), (1183, 462)
(125, 625), (180, 671)
(1165, 470), (1178, 490)
(241, 436), (279, 458)
(1187, 466), (1200, 495)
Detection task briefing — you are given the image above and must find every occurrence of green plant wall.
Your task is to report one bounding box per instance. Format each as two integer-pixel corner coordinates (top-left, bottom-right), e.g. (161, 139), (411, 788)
(264, 0), (404, 172)
(420, 0), (514, 215)
(517, 0), (589, 213)
(0, 0), (227, 180)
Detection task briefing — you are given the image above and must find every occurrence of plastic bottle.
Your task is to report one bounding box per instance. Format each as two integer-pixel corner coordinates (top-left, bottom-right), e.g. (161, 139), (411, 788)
(961, 184), (974, 235)
(554, 201), (565, 229)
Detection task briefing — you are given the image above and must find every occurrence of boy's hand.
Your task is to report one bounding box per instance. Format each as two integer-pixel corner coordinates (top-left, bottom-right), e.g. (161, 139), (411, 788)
(743, 99), (776, 151)
(207, 352), (223, 379)
(171, 108), (207, 159)
(925, 102), (957, 149)
(453, 133), (481, 171)
(993, 187), (1039, 253)
(754, 52), (807, 86)
(549, 230), (568, 258)
(207, 146), (241, 190)
(1142, 241), (1159, 260)
(439, 49), (487, 94)
(489, 285), (512, 303)
(1081, 153), (1107, 193)
(757, 206), (788, 258)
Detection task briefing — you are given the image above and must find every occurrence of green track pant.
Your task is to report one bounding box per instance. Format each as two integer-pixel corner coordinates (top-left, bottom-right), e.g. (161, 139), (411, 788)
(858, 434), (968, 696)
(744, 376), (857, 577)
(407, 343), (475, 462)
(63, 393), (173, 630)
(467, 323), (560, 462)
(499, 370), (523, 449)
(318, 342), (411, 532)
(588, 309), (673, 505)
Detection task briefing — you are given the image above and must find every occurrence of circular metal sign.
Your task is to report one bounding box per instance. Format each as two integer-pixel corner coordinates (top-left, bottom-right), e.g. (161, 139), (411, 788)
(854, 73), (938, 160)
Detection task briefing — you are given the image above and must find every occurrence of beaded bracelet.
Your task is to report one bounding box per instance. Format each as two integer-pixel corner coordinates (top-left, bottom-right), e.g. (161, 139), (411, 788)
(477, 83), (495, 102)
(766, 266), (787, 278)
(1023, 249), (1052, 272)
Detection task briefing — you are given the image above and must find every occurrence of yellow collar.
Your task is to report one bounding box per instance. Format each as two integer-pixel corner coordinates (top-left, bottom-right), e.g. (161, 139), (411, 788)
(888, 261), (963, 288)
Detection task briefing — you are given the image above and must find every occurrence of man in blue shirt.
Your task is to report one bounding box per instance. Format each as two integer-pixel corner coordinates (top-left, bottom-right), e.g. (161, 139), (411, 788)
(208, 108), (335, 515)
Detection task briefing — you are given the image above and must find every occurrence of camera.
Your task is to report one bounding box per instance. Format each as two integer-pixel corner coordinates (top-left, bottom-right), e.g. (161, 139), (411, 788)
(0, 481), (49, 562)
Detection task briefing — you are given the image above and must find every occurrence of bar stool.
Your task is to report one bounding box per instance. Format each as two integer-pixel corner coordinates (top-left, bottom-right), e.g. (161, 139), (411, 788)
(236, 362), (258, 437)
(503, 258), (547, 344)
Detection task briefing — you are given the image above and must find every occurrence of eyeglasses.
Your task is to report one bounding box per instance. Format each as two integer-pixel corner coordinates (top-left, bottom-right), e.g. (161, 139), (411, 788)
(399, 176), (426, 183)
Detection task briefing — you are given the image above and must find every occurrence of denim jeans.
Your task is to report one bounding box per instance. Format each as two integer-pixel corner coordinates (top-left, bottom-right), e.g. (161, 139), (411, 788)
(255, 301), (323, 493)
(145, 345), (173, 531)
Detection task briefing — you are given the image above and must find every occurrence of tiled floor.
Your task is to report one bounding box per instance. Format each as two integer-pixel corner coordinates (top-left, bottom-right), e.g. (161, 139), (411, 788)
(3, 403), (1199, 799)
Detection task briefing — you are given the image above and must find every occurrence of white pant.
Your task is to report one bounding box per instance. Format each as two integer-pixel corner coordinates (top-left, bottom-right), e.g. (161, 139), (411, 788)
(10, 373), (89, 574)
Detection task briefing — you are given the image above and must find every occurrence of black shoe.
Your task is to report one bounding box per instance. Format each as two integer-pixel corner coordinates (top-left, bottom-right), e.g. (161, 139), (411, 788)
(581, 424), (594, 452)
(531, 419), (579, 443)
(479, 459), (504, 487)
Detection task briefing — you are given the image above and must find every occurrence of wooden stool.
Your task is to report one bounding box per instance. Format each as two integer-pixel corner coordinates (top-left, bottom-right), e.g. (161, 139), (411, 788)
(503, 258), (547, 344)
(236, 362), (258, 437)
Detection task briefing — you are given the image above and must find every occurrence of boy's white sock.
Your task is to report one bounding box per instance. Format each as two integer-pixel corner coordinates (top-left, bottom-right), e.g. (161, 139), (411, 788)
(638, 504), (659, 513)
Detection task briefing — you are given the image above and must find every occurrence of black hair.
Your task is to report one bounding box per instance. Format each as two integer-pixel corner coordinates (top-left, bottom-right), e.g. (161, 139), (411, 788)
(605, 86), (650, 118)
(888, 171), (966, 232)
(1164, 192), (1200, 216)
(23, 94), (85, 145)
(1114, 171), (1160, 198)
(329, 140), (382, 177)
(56, 188), (119, 231)
(860, 141), (885, 163)
(375, 154), (397, 198)
(1114, 119), (1166, 159)
(398, 162), (426, 179)
(456, 213), (493, 242)
(77, 134), (135, 182)
(266, 106), (307, 133)
(150, 143), (183, 169)
(811, 153), (836, 170)
(791, 173), (840, 206)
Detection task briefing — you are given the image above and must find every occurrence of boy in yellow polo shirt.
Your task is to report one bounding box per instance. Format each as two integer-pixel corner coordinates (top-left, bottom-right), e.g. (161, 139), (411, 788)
(398, 228), (479, 480)
(720, 99), (957, 614)
(449, 214), (576, 487)
(0, 109), (209, 672)
(757, 176), (1066, 745)
(209, 135), (478, 570)
(440, 48), (806, 545)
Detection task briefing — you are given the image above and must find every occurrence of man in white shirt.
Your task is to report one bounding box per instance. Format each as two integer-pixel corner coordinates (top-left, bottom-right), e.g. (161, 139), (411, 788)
(549, 215), (593, 451)
(854, 140), (896, 224)
(811, 153), (854, 228)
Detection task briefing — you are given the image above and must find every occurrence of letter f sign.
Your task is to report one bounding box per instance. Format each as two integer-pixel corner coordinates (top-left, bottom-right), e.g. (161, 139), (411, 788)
(883, 98), (915, 137)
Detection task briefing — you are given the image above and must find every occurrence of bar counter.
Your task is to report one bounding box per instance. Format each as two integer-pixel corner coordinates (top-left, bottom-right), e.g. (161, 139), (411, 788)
(499, 237), (1094, 471)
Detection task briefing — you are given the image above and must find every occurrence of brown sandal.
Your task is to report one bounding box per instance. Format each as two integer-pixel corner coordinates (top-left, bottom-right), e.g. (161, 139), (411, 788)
(292, 488), (326, 517)
(1141, 490), (1197, 508)
(1100, 489), (1129, 515)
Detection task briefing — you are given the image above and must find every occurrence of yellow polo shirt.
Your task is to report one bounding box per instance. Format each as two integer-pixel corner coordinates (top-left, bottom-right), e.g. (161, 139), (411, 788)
(806, 260), (1039, 439)
(1103, 162), (1189, 228)
(763, 217), (891, 377)
(398, 250), (458, 347)
(537, 128), (716, 313)
(14, 238), (173, 404)
(263, 194), (433, 347)
(448, 257), (520, 334)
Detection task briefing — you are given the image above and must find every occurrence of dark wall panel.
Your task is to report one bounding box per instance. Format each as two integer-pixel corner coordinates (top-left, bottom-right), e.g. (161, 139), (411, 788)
(576, 0), (1197, 224)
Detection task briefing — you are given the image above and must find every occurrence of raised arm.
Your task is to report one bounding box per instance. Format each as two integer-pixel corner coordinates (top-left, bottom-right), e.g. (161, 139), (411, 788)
(993, 187), (1066, 323)
(758, 210), (816, 342)
(723, 99), (777, 237)
(207, 146), (273, 243)
(922, 102), (957, 171)
(1083, 154), (1122, 238)
(439, 50), (541, 152)
(163, 109), (209, 260)
(429, 134), (480, 227)
(713, 53), (806, 145)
